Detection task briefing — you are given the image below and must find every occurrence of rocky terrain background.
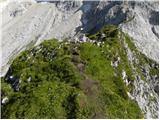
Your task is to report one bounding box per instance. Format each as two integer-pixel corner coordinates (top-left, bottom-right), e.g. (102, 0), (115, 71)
(0, 0), (159, 119)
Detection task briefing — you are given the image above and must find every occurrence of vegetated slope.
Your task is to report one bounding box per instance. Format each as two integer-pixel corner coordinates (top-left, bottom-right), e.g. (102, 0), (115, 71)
(1, 25), (158, 118)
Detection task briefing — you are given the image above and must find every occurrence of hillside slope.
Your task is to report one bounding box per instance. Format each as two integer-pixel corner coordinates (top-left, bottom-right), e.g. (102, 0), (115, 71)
(1, 25), (158, 119)
(1, 0), (159, 77)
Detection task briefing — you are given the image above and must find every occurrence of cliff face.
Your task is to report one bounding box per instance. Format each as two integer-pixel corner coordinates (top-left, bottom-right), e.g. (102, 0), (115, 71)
(1, 0), (83, 76)
(119, 31), (159, 118)
(80, 1), (159, 62)
(1, 0), (159, 119)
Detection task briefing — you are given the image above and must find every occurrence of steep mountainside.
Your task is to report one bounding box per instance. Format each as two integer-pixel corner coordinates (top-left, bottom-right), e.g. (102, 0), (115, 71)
(1, 0), (159, 119)
(1, 25), (159, 119)
(1, 0), (159, 77)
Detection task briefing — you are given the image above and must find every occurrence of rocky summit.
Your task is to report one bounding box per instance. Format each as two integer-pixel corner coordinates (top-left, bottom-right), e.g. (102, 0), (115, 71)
(1, 0), (159, 119)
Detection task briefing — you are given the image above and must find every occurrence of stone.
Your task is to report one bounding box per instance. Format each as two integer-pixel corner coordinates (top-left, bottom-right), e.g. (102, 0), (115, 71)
(2, 97), (9, 104)
(27, 76), (32, 82)
(122, 70), (126, 80)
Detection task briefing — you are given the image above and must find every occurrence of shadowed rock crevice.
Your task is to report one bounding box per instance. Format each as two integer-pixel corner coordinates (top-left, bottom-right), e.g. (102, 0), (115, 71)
(149, 11), (159, 25)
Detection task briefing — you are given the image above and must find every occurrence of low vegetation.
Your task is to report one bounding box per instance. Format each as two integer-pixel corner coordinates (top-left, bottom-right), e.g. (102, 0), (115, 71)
(2, 25), (157, 119)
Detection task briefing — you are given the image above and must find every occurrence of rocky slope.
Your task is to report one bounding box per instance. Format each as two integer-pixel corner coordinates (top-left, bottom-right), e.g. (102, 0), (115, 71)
(0, 0), (159, 119)
(1, 0), (159, 77)
(1, 0), (83, 76)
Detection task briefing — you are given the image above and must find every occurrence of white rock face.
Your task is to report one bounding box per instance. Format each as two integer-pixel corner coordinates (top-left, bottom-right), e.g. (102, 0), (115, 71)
(1, 0), (83, 76)
(122, 33), (159, 118)
(120, 1), (159, 63)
